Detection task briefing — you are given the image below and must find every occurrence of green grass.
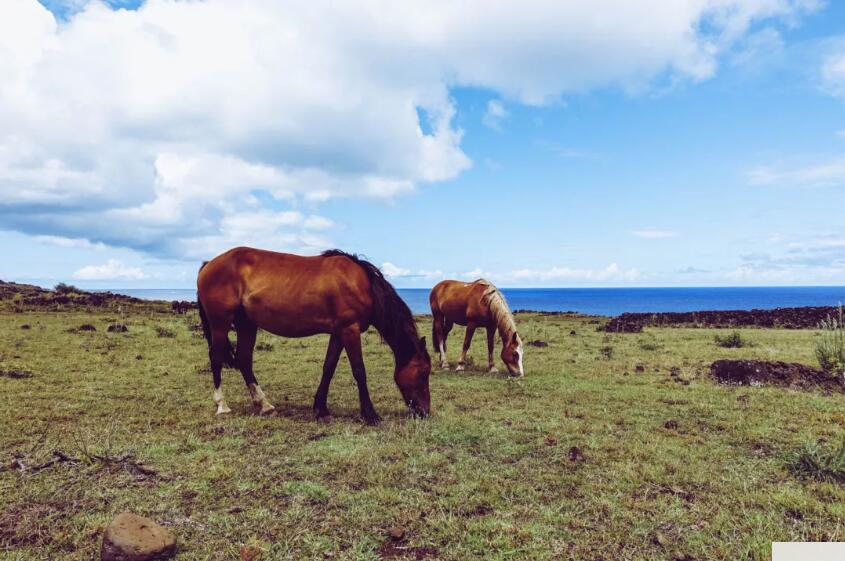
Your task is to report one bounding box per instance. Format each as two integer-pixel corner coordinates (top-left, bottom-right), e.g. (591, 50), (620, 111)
(1, 310), (844, 560)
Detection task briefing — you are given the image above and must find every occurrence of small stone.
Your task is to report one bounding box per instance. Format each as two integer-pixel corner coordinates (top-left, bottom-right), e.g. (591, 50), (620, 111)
(664, 419), (679, 430)
(240, 544), (262, 561)
(634, 364), (645, 373)
(387, 527), (405, 541)
(101, 512), (176, 561)
(108, 324), (128, 333)
(568, 446), (586, 462)
(652, 531), (670, 547)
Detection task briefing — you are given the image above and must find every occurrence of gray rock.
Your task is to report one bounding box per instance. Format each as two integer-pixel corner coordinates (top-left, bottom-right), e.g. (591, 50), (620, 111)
(101, 512), (176, 561)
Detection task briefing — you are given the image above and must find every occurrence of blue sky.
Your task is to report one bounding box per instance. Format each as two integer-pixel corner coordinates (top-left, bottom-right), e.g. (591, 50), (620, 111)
(2, 0), (845, 288)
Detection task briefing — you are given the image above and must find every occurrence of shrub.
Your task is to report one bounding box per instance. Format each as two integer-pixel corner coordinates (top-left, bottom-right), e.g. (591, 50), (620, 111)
(714, 331), (747, 348)
(816, 307), (845, 374)
(789, 435), (845, 483)
(54, 283), (80, 294)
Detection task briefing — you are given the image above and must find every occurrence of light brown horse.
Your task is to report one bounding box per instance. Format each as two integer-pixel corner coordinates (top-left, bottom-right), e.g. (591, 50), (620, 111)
(197, 247), (431, 424)
(429, 279), (524, 376)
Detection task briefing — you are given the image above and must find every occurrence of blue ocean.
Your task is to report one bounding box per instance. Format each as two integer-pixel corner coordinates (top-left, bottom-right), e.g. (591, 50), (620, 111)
(105, 286), (845, 317)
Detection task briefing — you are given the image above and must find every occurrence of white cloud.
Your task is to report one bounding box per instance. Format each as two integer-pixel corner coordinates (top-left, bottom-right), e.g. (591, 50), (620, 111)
(747, 157), (845, 187)
(631, 229), (678, 239)
(73, 259), (148, 280)
(823, 48), (845, 99)
(381, 262), (411, 278)
(508, 263), (640, 283)
(482, 99), (509, 130)
(0, 0), (819, 259)
(35, 235), (107, 250)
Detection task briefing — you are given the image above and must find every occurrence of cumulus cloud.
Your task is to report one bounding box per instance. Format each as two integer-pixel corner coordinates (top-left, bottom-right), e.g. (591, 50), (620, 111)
(73, 259), (148, 280)
(482, 100), (509, 130)
(0, 0), (818, 259)
(381, 262), (411, 278)
(508, 263), (640, 283)
(631, 229), (679, 239)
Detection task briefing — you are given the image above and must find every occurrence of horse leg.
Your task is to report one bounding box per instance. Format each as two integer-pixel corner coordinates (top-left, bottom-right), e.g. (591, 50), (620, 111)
(234, 312), (275, 415)
(210, 325), (232, 415)
(456, 323), (476, 372)
(314, 334), (343, 422)
(486, 326), (499, 373)
(340, 326), (380, 425)
(432, 312), (449, 369)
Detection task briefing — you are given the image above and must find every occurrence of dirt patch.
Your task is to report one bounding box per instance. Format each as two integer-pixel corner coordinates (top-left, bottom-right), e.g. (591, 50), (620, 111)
(0, 369), (33, 379)
(376, 541), (438, 560)
(710, 359), (842, 393)
(527, 340), (548, 347)
(605, 306), (842, 332)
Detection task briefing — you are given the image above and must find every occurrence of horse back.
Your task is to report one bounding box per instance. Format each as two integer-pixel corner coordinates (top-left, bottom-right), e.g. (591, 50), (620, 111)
(430, 279), (491, 326)
(198, 247), (372, 336)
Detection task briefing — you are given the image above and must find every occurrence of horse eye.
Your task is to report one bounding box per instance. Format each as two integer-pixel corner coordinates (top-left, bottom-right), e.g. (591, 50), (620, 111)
(512, 352), (519, 360)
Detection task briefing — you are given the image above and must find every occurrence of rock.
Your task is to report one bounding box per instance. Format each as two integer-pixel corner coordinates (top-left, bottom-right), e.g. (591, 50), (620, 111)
(240, 544), (262, 561)
(569, 330), (577, 336)
(387, 527), (406, 541)
(568, 446), (586, 462)
(664, 419), (679, 430)
(634, 364), (645, 373)
(20, 324), (30, 330)
(79, 324), (97, 331)
(108, 324), (129, 333)
(711, 359), (841, 393)
(527, 340), (548, 347)
(669, 367), (681, 378)
(101, 512), (176, 561)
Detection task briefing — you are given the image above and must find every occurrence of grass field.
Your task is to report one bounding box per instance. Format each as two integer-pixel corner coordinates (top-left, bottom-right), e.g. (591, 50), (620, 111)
(1, 307), (844, 560)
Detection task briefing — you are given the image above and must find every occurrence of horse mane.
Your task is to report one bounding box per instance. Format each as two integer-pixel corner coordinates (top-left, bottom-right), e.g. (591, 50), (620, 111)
(322, 250), (424, 367)
(475, 279), (518, 339)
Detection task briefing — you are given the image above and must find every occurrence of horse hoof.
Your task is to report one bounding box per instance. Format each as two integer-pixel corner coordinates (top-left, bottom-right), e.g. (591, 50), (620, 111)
(258, 403), (276, 415)
(489, 367), (499, 374)
(439, 362), (449, 370)
(455, 364), (465, 372)
(363, 413), (382, 426)
(215, 405), (232, 415)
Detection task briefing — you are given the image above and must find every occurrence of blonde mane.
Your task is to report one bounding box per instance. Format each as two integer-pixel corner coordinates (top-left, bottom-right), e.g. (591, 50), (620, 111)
(475, 279), (518, 340)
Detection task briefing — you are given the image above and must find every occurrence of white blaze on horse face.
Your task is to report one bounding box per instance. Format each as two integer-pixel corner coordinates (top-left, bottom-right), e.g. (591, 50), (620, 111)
(213, 388), (231, 415)
(248, 383), (275, 414)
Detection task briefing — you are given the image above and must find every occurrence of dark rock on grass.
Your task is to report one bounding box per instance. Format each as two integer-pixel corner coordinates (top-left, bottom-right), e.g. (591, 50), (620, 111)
(664, 419), (679, 430)
(710, 359), (843, 393)
(606, 305), (844, 332)
(527, 340), (548, 347)
(20, 324), (30, 330)
(107, 324), (128, 333)
(669, 367), (681, 378)
(101, 512), (176, 561)
(0, 369), (33, 379)
(568, 446), (586, 462)
(569, 330), (577, 336)
(79, 324), (97, 331)
(634, 363), (645, 373)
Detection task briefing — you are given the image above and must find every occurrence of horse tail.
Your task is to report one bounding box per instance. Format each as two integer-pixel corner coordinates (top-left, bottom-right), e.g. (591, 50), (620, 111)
(197, 261), (212, 349)
(197, 260), (236, 366)
(322, 249), (421, 364)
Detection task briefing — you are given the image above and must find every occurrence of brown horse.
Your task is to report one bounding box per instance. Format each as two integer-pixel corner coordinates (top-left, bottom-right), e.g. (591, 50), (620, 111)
(197, 247), (431, 424)
(429, 279), (524, 376)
